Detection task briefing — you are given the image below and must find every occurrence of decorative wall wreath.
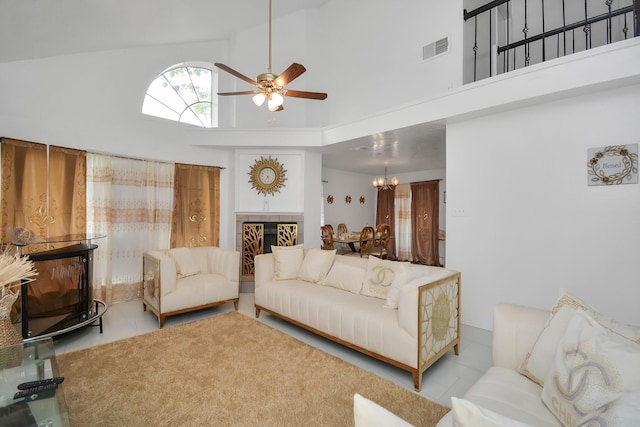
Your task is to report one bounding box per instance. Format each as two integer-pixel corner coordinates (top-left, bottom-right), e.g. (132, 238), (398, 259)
(345, 195), (352, 204)
(588, 145), (638, 185)
(326, 195), (334, 204)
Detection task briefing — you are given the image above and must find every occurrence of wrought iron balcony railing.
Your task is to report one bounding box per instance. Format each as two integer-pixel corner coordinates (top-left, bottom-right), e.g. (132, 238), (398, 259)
(463, 0), (639, 83)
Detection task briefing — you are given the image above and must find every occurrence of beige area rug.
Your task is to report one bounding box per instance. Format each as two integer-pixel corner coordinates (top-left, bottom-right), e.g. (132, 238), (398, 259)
(57, 312), (449, 426)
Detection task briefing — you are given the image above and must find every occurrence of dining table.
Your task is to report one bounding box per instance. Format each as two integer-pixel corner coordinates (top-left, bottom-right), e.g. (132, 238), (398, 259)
(333, 232), (360, 252)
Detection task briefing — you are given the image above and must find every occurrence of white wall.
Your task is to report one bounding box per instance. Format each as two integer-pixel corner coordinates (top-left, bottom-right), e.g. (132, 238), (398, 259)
(303, 151), (323, 249)
(447, 83), (640, 330)
(236, 151), (305, 213)
(312, 0), (464, 127)
(321, 168), (378, 233)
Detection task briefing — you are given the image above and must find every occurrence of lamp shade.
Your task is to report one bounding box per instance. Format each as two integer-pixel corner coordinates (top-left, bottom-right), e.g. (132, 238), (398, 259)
(268, 93), (284, 111)
(252, 93), (266, 106)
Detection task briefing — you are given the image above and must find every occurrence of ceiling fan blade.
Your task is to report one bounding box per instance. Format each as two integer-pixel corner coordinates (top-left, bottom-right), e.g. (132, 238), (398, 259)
(283, 89), (328, 100)
(273, 63), (306, 87)
(217, 91), (260, 96)
(214, 63), (258, 86)
(274, 105), (284, 112)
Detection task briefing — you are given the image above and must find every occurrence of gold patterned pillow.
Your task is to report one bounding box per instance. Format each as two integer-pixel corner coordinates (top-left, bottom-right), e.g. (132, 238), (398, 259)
(519, 289), (640, 386)
(361, 256), (400, 300)
(542, 310), (640, 426)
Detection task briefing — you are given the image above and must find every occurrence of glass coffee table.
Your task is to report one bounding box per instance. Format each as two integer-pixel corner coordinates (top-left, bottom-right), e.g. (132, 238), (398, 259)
(0, 337), (70, 426)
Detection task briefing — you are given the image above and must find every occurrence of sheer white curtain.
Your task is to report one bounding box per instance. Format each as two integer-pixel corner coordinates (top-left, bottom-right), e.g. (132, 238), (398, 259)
(87, 153), (174, 303)
(394, 184), (412, 261)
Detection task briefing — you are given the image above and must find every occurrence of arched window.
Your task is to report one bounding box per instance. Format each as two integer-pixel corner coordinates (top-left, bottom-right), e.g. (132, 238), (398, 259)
(142, 63), (217, 128)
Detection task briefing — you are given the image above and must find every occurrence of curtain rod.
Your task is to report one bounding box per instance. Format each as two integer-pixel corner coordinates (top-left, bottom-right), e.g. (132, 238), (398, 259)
(88, 150), (226, 169)
(407, 179), (443, 184)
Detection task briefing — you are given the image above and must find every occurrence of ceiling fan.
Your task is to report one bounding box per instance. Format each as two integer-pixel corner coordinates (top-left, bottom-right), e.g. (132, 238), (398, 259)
(214, 0), (327, 112)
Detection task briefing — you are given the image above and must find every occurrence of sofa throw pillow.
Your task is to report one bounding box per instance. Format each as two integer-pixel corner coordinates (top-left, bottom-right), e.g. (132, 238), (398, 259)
(167, 248), (200, 278)
(297, 249), (336, 283)
(321, 261), (366, 294)
(361, 256), (399, 299)
(271, 244), (304, 280)
(554, 290), (640, 344)
(353, 393), (413, 427)
(519, 304), (576, 385)
(519, 289), (640, 386)
(383, 263), (420, 309)
(451, 397), (535, 427)
(541, 310), (640, 427)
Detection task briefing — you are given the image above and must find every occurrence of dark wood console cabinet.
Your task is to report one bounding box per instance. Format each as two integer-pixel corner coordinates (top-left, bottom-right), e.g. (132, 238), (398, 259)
(17, 234), (107, 340)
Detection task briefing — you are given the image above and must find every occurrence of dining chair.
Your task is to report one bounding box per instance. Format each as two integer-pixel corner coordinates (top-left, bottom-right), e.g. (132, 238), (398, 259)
(358, 226), (375, 257)
(320, 225), (334, 250)
(374, 223), (391, 259)
(325, 224), (334, 236)
(336, 223), (349, 251)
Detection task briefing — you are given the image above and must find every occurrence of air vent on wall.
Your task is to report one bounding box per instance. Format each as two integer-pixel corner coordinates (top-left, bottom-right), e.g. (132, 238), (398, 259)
(422, 37), (449, 61)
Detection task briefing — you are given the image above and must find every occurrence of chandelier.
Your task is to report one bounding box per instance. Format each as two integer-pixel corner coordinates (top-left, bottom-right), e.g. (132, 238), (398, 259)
(372, 166), (398, 191)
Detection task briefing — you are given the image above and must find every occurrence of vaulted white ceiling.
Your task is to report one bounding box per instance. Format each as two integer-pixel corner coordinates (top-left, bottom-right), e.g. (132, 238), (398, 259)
(0, 0), (330, 63)
(0, 0), (445, 175)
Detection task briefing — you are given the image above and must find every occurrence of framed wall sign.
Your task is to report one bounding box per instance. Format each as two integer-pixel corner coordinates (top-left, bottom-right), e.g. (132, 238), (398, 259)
(587, 144), (638, 186)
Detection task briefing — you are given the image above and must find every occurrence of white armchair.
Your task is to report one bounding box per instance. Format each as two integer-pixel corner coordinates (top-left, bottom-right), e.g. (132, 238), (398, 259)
(142, 246), (240, 327)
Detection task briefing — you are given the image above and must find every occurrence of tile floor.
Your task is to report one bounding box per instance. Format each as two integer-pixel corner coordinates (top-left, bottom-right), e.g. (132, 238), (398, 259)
(53, 293), (493, 407)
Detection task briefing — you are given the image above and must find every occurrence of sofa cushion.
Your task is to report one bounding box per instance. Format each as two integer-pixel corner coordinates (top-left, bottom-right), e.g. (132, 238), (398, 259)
(167, 247), (200, 278)
(320, 261), (365, 294)
(520, 289), (640, 385)
(255, 279), (417, 368)
(297, 248), (336, 283)
(383, 264), (425, 309)
(460, 367), (562, 427)
(451, 397), (534, 427)
(353, 393), (413, 427)
(519, 304), (575, 385)
(163, 273), (234, 312)
(361, 256), (401, 299)
(271, 244), (304, 280)
(542, 310), (640, 427)
(555, 290), (640, 343)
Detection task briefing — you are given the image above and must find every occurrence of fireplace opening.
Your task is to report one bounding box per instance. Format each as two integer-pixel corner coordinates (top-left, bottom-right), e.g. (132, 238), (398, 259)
(241, 221), (298, 277)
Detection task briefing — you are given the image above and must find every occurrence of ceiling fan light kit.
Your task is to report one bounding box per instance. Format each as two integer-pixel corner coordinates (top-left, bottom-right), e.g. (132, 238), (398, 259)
(215, 0), (327, 112)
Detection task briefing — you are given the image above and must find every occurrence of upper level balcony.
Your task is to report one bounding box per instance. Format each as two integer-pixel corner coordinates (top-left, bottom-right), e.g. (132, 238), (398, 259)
(463, 0), (639, 83)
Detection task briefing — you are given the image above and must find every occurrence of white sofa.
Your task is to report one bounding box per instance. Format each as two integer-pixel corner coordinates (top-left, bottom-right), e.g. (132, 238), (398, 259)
(436, 295), (640, 427)
(254, 247), (461, 391)
(142, 246), (240, 327)
(436, 303), (560, 427)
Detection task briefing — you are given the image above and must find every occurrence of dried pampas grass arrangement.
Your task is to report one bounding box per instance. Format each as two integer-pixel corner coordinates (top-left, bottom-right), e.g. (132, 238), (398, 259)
(0, 249), (37, 368)
(0, 249), (38, 296)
